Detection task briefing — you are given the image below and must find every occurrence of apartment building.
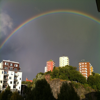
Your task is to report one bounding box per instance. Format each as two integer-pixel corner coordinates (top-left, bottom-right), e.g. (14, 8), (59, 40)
(59, 56), (69, 67)
(44, 60), (55, 72)
(79, 62), (93, 79)
(0, 60), (22, 93)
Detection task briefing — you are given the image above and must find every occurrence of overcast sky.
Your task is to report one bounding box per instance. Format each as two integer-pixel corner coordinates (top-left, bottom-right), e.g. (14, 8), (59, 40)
(0, 0), (100, 81)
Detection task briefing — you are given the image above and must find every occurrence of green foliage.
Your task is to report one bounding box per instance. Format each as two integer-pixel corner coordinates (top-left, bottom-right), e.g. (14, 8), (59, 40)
(71, 82), (79, 89)
(27, 79), (55, 100)
(57, 82), (80, 100)
(10, 92), (24, 100)
(0, 86), (12, 100)
(22, 81), (33, 88)
(50, 65), (86, 84)
(44, 71), (52, 75)
(87, 74), (100, 90)
(36, 72), (44, 80)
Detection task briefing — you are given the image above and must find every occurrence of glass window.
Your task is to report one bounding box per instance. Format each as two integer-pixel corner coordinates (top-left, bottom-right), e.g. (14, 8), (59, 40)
(5, 62), (6, 65)
(4, 67), (8, 70)
(10, 63), (13, 66)
(4, 71), (7, 74)
(0, 81), (2, 83)
(14, 68), (17, 71)
(2, 71), (3, 74)
(9, 77), (11, 79)
(10, 81), (12, 84)
(9, 67), (13, 70)
(14, 64), (18, 67)
(6, 63), (8, 65)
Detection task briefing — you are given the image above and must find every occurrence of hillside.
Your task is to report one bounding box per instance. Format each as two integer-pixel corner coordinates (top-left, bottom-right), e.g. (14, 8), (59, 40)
(45, 74), (97, 100)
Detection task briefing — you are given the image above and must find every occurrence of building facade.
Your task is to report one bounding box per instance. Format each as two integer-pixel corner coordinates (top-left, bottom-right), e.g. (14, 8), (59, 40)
(79, 62), (93, 79)
(26, 78), (32, 82)
(44, 66), (47, 73)
(59, 56), (69, 67)
(0, 60), (22, 93)
(45, 60), (55, 72)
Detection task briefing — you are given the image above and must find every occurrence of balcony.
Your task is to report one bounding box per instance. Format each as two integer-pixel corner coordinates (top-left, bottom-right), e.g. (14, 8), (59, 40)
(14, 79), (18, 81)
(14, 74), (19, 77)
(4, 78), (8, 81)
(3, 82), (8, 85)
(4, 73), (8, 76)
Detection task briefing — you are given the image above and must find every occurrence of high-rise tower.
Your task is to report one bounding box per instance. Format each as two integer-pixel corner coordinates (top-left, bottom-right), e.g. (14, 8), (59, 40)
(59, 56), (69, 67)
(79, 61), (93, 79)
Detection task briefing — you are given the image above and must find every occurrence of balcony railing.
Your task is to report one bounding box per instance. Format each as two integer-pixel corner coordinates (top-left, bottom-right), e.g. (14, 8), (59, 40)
(3, 82), (8, 85)
(4, 78), (8, 81)
(14, 79), (17, 81)
(4, 73), (8, 76)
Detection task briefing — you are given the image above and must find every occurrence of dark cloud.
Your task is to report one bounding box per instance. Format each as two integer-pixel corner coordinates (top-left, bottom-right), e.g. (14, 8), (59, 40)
(0, 0), (100, 80)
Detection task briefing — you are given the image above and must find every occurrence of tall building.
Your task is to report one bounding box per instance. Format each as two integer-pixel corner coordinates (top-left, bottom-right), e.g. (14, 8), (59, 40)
(59, 56), (69, 67)
(79, 62), (93, 79)
(44, 66), (47, 73)
(45, 60), (55, 72)
(0, 60), (22, 93)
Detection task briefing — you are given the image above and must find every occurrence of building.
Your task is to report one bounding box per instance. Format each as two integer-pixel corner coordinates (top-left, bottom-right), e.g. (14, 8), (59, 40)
(0, 60), (22, 93)
(26, 78), (32, 82)
(44, 66), (47, 73)
(79, 62), (93, 79)
(59, 56), (69, 67)
(45, 60), (55, 72)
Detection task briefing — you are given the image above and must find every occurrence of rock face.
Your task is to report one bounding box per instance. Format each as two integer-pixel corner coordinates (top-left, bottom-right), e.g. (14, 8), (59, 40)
(44, 74), (97, 100)
(45, 74), (71, 99)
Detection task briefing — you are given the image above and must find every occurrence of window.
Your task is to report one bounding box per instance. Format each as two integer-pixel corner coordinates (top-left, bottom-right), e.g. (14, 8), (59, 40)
(9, 77), (11, 79)
(14, 64), (18, 67)
(14, 68), (17, 71)
(9, 67), (13, 71)
(4, 67), (8, 70)
(5, 62), (6, 65)
(19, 87), (20, 89)
(0, 81), (2, 83)
(2, 71), (3, 74)
(10, 81), (12, 84)
(20, 78), (21, 80)
(6, 63), (8, 65)
(4, 71), (7, 74)
(10, 63), (13, 66)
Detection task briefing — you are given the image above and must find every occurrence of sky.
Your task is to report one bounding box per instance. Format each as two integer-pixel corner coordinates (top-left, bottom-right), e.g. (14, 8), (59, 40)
(0, 0), (100, 81)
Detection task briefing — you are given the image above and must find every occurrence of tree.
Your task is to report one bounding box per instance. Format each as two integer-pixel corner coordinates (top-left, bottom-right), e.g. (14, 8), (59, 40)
(57, 82), (80, 100)
(31, 79), (56, 100)
(10, 92), (24, 100)
(0, 85), (12, 100)
(87, 74), (100, 90)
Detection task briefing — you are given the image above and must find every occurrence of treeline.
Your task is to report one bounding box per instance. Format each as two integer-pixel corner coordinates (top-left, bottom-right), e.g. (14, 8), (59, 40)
(1, 65), (100, 100)
(0, 86), (24, 100)
(23, 79), (80, 100)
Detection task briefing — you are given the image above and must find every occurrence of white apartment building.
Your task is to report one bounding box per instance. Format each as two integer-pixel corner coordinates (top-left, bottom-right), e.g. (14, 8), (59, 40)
(0, 60), (22, 93)
(44, 66), (47, 73)
(59, 56), (69, 67)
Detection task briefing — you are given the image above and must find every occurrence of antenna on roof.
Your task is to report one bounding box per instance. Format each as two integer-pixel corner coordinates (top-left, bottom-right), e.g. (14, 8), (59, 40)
(81, 59), (85, 62)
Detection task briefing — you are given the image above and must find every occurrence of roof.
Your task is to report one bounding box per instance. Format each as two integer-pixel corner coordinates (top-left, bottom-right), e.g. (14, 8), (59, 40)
(2, 60), (19, 63)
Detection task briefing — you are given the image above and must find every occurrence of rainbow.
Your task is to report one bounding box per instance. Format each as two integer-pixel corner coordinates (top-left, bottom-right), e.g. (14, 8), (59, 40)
(0, 9), (100, 49)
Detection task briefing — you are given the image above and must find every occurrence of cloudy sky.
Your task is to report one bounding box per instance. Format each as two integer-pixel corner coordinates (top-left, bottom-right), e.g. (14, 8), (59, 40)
(0, 0), (100, 81)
